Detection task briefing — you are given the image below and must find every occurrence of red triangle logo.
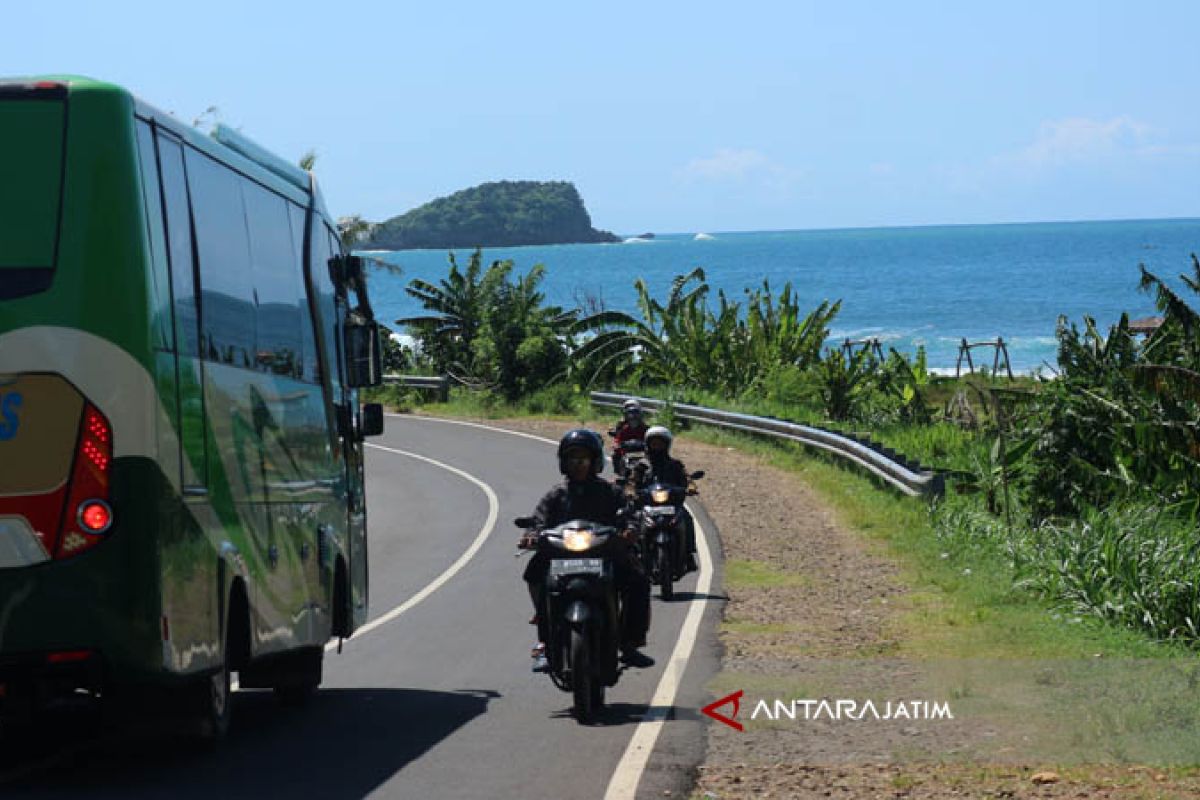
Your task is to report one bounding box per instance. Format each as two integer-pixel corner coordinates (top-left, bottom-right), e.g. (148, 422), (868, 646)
(702, 689), (744, 732)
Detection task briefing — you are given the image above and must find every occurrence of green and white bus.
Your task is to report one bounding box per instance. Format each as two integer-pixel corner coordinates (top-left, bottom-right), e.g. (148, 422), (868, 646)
(0, 76), (384, 737)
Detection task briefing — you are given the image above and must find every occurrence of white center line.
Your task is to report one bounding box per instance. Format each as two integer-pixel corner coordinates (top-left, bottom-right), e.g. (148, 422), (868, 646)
(326, 443), (499, 649)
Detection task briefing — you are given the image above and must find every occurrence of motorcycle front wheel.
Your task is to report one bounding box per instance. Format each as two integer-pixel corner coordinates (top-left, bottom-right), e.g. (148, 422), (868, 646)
(570, 629), (602, 723)
(657, 546), (674, 601)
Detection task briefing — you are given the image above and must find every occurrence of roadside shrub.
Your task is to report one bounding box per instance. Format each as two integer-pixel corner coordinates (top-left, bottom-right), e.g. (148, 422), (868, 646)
(524, 384), (582, 416)
(1022, 504), (1200, 644)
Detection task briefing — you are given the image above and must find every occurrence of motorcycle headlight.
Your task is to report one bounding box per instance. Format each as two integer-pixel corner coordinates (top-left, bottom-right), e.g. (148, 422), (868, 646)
(651, 488), (671, 504)
(563, 529), (595, 552)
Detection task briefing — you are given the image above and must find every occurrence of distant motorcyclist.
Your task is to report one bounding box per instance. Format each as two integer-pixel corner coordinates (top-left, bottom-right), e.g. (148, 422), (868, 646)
(640, 425), (699, 573)
(611, 399), (649, 476)
(521, 429), (654, 671)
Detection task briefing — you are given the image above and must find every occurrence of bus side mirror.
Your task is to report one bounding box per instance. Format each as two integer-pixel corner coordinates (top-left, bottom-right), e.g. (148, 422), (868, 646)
(361, 403), (384, 437)
(345, 320), (382, 388)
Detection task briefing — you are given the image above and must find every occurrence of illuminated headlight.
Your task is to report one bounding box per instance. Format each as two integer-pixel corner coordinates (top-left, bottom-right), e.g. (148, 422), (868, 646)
(563, 529), (595, 552)
(651, 489), (671, 504)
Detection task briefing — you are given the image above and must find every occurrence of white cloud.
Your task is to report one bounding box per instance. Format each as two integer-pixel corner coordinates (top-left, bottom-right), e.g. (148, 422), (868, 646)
(1007, 116), (1151, 167)
(682, 148), (770, 180)
(677, 148), (805, 203)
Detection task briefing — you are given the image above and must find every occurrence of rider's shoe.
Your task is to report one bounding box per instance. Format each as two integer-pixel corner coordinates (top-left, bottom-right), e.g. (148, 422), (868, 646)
(531, 642), (549, 673)
(619, 648), (655, 669)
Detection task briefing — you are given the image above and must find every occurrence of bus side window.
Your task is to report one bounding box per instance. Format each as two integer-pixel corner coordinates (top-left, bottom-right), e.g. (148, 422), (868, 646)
(185, 150), (256, 369)
(134, 120), (173, 352)
(311, 221), (340, 389)
(289, 203), (319, 384)
(157, 134), (208, 488)
(243, 181), (302, 378)
(157, 137), (199, 358)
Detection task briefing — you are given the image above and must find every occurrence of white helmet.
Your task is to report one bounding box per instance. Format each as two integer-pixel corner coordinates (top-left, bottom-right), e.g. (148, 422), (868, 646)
(645, 425), (673, 452)
(622, 398), (643, 414)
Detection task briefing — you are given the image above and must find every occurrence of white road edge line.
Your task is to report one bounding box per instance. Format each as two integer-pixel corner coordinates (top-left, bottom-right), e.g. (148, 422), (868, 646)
(603, 507), (712, 800)
(395, 413), (712, 799)
(325, 443), (500, 650)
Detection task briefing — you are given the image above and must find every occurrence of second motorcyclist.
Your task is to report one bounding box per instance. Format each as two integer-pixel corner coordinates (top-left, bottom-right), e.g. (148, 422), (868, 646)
(639, 425), (699, 573)
(521, 429), (654, 671)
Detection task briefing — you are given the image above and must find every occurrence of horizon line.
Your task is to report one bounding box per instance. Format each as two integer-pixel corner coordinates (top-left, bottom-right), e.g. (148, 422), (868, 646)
(634, 215), (1200, 239)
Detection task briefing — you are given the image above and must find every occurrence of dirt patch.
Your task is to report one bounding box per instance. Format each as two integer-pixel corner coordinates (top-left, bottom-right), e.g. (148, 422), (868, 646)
(438, 414), (1200, 799)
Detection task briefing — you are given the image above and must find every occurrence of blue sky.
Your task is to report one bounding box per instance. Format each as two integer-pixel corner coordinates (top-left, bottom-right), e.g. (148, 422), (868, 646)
(6, 1), (1199, 234)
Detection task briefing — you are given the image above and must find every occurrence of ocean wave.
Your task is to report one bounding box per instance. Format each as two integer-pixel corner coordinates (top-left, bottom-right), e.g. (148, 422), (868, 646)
(694, 233), (716, 241)
(1005, 335), (1059, 346)
(829, 326), (933, 343)
(623, 237), (654, 244)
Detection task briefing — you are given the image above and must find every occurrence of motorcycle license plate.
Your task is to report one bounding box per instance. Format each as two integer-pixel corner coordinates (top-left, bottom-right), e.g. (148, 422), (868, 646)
(644, 505), (675, 516)
(550, 558), (603, 577)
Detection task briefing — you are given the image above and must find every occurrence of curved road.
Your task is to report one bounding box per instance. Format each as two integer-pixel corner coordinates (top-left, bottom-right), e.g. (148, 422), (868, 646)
(1, 415), (724, 799)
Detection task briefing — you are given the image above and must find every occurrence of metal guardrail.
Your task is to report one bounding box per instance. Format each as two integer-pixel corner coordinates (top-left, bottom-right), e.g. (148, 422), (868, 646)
(591, 392), (944, 498)
(382, 374), (450, 401)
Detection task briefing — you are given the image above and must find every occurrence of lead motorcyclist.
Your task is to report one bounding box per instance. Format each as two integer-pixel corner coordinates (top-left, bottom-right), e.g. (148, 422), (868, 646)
(639, 425), (699, 573)
(521, 429), (654, 671)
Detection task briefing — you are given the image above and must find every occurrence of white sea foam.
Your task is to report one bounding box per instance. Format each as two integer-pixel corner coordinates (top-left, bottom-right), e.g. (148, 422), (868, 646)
(694, 232), (716, 241)
(623, 237), (653, 244)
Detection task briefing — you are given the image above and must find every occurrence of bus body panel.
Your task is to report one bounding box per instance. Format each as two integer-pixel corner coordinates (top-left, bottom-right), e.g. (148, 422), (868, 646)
(0, 77), (371, 705)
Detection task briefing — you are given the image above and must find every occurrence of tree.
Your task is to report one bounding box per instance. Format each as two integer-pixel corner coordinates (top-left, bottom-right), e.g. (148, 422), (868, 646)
(572, 268), (712, 389)
(397, 249), (490, 378)
(398, 249), (579, 398)
(337, 214), (376, 248)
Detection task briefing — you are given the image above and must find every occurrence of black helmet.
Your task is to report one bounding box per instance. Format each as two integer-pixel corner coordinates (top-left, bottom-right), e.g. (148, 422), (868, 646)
(557, 428), (605, 476)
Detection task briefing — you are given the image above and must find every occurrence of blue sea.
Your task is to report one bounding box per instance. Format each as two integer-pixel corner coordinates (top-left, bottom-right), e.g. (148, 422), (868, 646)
(362, 218), (1200, 374)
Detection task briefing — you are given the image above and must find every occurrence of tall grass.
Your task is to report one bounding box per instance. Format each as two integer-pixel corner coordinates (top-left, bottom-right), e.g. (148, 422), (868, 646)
(933, 499), (1200, 647)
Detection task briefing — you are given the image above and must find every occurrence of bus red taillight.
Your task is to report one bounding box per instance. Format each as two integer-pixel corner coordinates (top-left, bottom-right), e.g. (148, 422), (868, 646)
(78, 500), (112, 533)
(46, 649), (94, 664)
(55, 404), (114, 559)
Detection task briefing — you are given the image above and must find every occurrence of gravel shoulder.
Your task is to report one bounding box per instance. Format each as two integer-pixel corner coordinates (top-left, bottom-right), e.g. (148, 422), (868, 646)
(439, 414), (1200, 800)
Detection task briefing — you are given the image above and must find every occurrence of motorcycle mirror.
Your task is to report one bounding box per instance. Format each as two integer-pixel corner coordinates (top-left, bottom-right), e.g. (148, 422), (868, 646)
(690, 470), (706, 480)
(514, 516), (537, 529)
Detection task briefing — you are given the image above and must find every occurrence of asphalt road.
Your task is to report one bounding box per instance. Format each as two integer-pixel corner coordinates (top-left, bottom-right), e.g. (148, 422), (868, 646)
(0, 415), (724, 799)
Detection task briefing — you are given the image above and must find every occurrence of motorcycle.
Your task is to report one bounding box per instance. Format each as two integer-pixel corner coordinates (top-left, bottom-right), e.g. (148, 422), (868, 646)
(635, 470), (704, 601)
(516, 516), (623, 724)
(608, 432), (647, 480)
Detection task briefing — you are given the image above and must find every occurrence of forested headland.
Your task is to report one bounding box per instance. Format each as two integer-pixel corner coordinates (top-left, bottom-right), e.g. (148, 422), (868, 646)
(364, 180), (620, 250)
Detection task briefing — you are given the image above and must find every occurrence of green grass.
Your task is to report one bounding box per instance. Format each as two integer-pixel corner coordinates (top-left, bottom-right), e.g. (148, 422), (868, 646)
(365, 384), (593, 421)
(724, 558), (812, 589)
(679, 423), (1192, 661)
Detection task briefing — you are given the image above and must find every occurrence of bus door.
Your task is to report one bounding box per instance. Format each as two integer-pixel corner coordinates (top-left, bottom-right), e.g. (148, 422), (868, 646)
(309, 223), (368, 634)
(327, 231), (369, 632)
(328, 235), (369, 633)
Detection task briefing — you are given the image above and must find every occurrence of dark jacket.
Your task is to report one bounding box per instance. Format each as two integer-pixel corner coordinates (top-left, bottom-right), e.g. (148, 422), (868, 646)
(644, 454), (688, 487)
(532, 476), (625, 529)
